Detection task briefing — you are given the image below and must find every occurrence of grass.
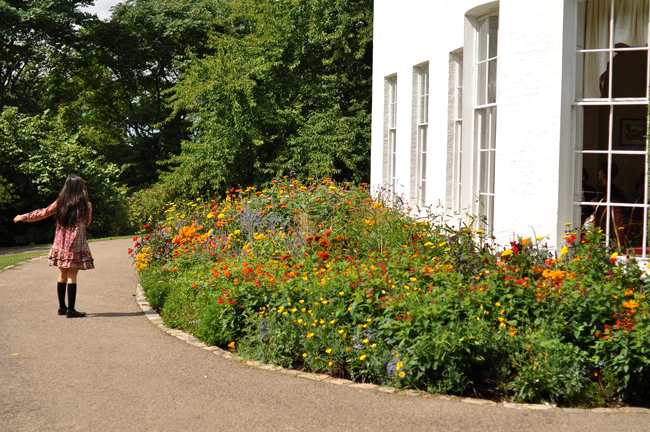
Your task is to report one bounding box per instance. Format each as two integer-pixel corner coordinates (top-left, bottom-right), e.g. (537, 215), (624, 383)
(0, 251), (48, 270)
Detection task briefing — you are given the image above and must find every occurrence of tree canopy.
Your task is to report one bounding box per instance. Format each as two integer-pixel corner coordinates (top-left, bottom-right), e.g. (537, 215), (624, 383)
(0, 0), (374, 245)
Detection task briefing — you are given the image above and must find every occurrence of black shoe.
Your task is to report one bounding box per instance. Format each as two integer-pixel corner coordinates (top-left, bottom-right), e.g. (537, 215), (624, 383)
(58, 307), (67, 316)
(66, 309), (86, 318)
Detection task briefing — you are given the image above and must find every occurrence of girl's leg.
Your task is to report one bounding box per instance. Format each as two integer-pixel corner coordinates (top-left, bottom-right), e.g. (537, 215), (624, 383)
(65, 268), (85, 318)
(57, 268), (67, 313)
(65, 268), (78, 284)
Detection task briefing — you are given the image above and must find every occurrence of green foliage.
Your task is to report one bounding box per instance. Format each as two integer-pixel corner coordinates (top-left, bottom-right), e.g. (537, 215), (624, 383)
(165, 0), (373, 197)
(0, 106), (130, 246)
(0, 0), (95, 112)
(132, 178), (650, 406)
(46, 0), (228, 187)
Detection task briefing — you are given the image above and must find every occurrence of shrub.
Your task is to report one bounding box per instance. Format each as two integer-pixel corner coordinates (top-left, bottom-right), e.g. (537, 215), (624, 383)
(130, 177), (650, 405)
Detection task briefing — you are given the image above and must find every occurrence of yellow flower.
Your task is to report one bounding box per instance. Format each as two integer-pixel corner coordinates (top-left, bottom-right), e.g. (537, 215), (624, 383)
(395, 353), (400, 359)
(495, 302), (501, 307)
(329, 320), (335, 325)
(396, 362), (403, 370)
(218, 213), (225, 219)
(371, 343), (377, 348)
(360, 355), (367, 361)
(363, 339), (369, 344)
(297, 319), (303, 324)
(611, 252), (619, 260)
(338, 329), (344, 334)
(501, 249), (513, 257)
(326, 348), (332, 354)
(339, 291), (344, 296)
(228, 342), (235, 348)
(329, 361), (333, 366)
(398, 372), (405, 377)
(560, 246), (569, 256)
(306, 333), (314, 338)
(409, 277), (416, 282)
(299, 300), (304, 304)
(475, 229), (484, 234)
(302, 353), (307, 358)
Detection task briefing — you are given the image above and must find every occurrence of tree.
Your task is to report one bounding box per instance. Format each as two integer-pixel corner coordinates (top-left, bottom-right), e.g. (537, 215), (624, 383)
(0, 0), (95, 113)
(0, 106), (128, 246)
(47, 0), (228, 187)
(165, 0), (373, 196)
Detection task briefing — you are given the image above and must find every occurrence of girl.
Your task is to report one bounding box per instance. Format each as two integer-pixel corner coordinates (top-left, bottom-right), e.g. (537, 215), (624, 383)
(14, 175), (94, 318)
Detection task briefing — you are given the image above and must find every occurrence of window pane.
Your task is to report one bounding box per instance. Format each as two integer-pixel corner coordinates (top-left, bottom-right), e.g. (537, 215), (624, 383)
(478, 17), (488, 62)
(582, 105), (610, 151)
(489, 16), (499, 59)
(420, 125), (428, 153)
(584, 0), (612, 50)
(457, 88), (463, 119)
(614, 105), (648, 150)
(614, 0), (649, 48)
(478, 194), (494, 229)
(479, 151), (490, 193)
(578, 51), (612, 98)
(609, 50), (648, 98)
(489, 106), (497, 150)
(477, 62), (486, 105)
(421, 151), (427, 180)
(478, 110), (489, 149)
(611, 153), (647, 204)
(488, 60), (497, 104)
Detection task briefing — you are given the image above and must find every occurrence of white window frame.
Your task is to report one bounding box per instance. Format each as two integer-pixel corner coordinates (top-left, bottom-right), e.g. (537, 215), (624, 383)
(384, 75), (398, 193)
(571, 0), (649, 256)
(474, 12), (499, 230)
(451, 53), (464, 212)
(413, 64), (429, 206)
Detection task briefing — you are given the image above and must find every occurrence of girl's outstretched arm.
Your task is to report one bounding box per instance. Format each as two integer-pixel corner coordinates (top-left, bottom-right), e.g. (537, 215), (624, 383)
(14, 201), (58, 223)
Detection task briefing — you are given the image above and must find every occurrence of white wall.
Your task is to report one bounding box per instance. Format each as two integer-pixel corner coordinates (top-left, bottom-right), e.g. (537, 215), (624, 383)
(492, 0), (567, 245)
(371, 0), (572, 248)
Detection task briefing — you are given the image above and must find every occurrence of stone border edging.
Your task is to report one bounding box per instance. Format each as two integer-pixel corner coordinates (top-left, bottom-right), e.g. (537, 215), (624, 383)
(134, 283), (650, 415)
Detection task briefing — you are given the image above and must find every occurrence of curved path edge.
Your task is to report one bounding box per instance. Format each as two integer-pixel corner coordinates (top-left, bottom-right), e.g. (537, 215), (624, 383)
(134, 283), (650, 415)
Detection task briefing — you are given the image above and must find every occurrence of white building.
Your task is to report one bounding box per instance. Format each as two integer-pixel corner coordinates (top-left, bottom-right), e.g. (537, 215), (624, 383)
(370, 0), (649, 254)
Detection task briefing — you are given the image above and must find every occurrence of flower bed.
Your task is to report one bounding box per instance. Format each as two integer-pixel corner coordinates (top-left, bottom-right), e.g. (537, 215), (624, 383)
(132, 178), (650, 406)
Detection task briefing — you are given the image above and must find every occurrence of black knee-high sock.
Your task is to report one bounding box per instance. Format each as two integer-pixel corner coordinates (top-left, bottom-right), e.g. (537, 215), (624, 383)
(57, 282), (67, 308)
(67, 283), (77, 311)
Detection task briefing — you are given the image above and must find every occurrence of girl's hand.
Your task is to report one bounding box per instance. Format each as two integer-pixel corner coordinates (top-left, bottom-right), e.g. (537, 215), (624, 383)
(13, 215), (21, 223)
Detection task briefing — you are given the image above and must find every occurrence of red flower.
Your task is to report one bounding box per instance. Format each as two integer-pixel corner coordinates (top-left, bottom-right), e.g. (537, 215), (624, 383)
(133, 236), (138, 242)
(127, 249), (133, 255)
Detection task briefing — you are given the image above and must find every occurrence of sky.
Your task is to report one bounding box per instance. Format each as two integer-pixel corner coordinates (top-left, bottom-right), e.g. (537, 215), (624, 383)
(80, 0), (123, 21)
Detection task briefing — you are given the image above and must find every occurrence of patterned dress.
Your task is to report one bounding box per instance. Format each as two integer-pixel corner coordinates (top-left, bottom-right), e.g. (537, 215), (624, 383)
(20, 201), (95, 270)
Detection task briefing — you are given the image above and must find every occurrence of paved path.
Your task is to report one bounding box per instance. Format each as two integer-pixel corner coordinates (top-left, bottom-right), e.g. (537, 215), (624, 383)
(1, 238), (648, 431)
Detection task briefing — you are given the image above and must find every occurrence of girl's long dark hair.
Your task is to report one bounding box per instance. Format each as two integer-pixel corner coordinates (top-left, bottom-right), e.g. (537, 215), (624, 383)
(56, 175), (88, 228)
